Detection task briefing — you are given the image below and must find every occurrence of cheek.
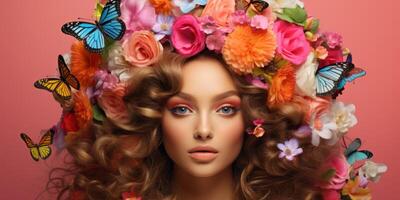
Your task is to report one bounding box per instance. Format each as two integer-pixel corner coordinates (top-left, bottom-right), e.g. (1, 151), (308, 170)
(214, 115), (245, 156)
(161, 113), (193, 158)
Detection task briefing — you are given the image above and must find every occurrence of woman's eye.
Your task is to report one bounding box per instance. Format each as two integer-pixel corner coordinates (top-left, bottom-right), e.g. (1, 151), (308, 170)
(170, 106), (192, 115)
(217, 106), (238, 115)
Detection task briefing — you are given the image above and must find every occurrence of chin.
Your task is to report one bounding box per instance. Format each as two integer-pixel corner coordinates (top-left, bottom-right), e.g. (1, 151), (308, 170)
(183, 162), (228, 178)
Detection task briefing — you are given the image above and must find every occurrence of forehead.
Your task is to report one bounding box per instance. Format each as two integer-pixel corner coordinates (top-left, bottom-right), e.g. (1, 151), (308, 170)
(180, 57), (237, 95)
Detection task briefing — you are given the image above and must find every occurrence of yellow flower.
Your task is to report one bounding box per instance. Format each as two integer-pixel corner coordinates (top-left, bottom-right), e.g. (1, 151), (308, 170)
(342, 178), (372, 200)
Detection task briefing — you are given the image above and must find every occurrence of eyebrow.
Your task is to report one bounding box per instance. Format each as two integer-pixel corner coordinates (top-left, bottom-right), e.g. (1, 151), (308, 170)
(174, 90), (240, 103)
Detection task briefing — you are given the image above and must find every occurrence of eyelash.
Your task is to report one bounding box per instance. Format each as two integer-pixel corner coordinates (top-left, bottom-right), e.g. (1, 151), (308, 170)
(169, 105), (239, 116)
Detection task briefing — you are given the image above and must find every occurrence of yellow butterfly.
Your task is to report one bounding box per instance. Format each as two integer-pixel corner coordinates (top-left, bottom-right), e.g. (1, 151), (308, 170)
(20, 130), (54, 161)
(34, 55), (80, 100)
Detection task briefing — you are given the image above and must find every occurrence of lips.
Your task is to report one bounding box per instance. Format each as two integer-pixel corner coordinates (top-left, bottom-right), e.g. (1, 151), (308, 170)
(188, 146), (218, 162)
(188, 146), (218, 153)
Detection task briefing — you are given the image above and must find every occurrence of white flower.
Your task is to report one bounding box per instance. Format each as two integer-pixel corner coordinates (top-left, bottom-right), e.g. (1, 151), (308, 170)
(310, 114), (338, 146)
(296, 52), (318, 97)
(277, 138), (303, 160)
(266, 0), (304, 13)
(330, 101), (358, 134)
(359, 160), (388, 183)
(106, 43), (134, 82)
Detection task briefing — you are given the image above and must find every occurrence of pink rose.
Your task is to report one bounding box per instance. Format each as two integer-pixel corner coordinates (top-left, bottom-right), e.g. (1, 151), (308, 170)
(201, 0), (235, 26)
(122, 30), (163, 67)
(318, 49), (344, 67)
(321, 155), (350, 190)
(274, 20), (311, 65)
(171, 15), (206, 57)
(98, 84), (131, 129)
(121, 0), (156, 38)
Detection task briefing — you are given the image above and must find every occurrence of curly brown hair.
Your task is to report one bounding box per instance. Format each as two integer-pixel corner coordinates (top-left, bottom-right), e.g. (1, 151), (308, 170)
(48, 49), (338, 200)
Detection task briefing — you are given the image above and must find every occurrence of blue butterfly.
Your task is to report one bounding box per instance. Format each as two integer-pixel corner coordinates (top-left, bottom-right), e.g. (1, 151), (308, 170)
(344, 138), (373, 165)
(61, 0), (126, 53)
(316, 54), (355, 97)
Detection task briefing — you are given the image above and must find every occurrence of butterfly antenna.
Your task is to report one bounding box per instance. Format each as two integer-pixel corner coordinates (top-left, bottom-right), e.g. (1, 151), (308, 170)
(77, 17), (94, 22)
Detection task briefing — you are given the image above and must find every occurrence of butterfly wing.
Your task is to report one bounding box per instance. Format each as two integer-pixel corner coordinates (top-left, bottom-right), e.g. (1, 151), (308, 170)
(20, 133), (40, 161)
(344, 138), (362, 157)
(99, 0), (125, 40)
(347, 151), (371, 165)
(38, 129), (55, 146)
(54, 82), (72, 100)
(249, 0), (270, 13)
(337, 67), (367, 90)
(62, 22), (105, 52)
(316, 62), (354, 96)
(38, 146), (52, 160)
(58, 55), (80, 90)
(34, 78), (62, 93)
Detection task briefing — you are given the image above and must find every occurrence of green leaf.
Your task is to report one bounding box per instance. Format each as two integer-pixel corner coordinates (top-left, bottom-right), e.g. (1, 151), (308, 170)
(309, 18), (320, 33)
(321, 168), (336, 181)
(252, 67), (265, 77)
(92, 104), (106, 122)
(277, 6), (308, 26)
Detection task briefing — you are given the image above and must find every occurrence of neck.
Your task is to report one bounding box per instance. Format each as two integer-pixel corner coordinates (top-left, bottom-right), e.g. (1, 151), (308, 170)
(170, 165), (235, 200)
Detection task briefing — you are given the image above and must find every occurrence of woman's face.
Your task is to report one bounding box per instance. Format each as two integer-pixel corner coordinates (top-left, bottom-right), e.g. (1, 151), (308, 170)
(161, 57), (244, 178)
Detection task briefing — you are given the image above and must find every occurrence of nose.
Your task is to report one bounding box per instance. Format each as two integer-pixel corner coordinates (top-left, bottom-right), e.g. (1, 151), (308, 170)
(194, 112), (213, 140)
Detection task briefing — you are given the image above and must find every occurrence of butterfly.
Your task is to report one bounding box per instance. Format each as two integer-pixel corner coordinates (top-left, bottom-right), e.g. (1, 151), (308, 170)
(344, 138), (373, 165)
(246, 0), (270, 13)
(61, 0), (126, 53)
(20, 129), (55, 161)
(316, 54), (357, 97)
(34, 55), (80, 100)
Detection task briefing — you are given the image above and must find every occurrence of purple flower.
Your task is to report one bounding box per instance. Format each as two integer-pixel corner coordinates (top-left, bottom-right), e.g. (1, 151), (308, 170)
(277, 138), (303, 160)
(152, 15), (175, 40)
(250, 15), (269, 30)
(173, 0), (208, 13)
(323, 32), (343, 49)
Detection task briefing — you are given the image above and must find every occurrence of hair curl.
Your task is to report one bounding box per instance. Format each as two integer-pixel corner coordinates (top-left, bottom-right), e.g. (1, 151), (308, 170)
(48, 49), (338, 200)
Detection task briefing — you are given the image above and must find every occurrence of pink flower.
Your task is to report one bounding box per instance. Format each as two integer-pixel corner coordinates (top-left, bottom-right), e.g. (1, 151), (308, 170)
(122, 30), (163, 67)
(318, 49), (344, 67)
(250, 15), (269, 30)
(274, 20), (311, 65)
(98, 84), (131, 129)
(206, 30), (226, 52)
(321, 155), (350, 190)
(199, 16), (218, 34)
(121, 0), (156, 38)
(231, 10), (250, 25)
(323, 32), (343, 49)
(94, 70), (119, 97)
(201, 0), (236, 26)
(171, 15), (206, 57)
(252, 118), (265, 126)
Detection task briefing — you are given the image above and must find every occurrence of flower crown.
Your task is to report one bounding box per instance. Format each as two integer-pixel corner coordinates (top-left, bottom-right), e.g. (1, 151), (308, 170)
(28, 0), (387, 199)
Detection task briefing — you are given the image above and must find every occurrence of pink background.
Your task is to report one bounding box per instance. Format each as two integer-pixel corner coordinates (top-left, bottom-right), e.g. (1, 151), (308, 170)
(0, 0), (398, 199)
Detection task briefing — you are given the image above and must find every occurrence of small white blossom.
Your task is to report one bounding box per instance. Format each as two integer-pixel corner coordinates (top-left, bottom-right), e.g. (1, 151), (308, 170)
(359, 160), (388, 183)
(310, 114), (338, 146)
(266, 0), (304, 13)
(330, 101), (358, 134)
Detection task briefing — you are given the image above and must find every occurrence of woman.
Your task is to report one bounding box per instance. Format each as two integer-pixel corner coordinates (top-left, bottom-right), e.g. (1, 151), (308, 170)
(42, 0), (385, 199)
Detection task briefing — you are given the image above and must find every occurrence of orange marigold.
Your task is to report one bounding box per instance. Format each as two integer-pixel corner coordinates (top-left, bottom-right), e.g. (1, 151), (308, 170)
(70, 41), (102, 88)
(222, 25), (276, 74)
(73, 90), (93, 129)
(149, 0), (173, 15)
(268, 64), (296, 107)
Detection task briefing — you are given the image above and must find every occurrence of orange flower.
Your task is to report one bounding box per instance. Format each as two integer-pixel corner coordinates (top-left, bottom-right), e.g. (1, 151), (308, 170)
(222, 25), (276, 74)
(70, 41), (102, 88)
(201, 0), (235, 26)
(267, 64), (295, 106)
(341, 178), (372, 200)
(73, 90), (93, 129)
(149, 0), (173, 15)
